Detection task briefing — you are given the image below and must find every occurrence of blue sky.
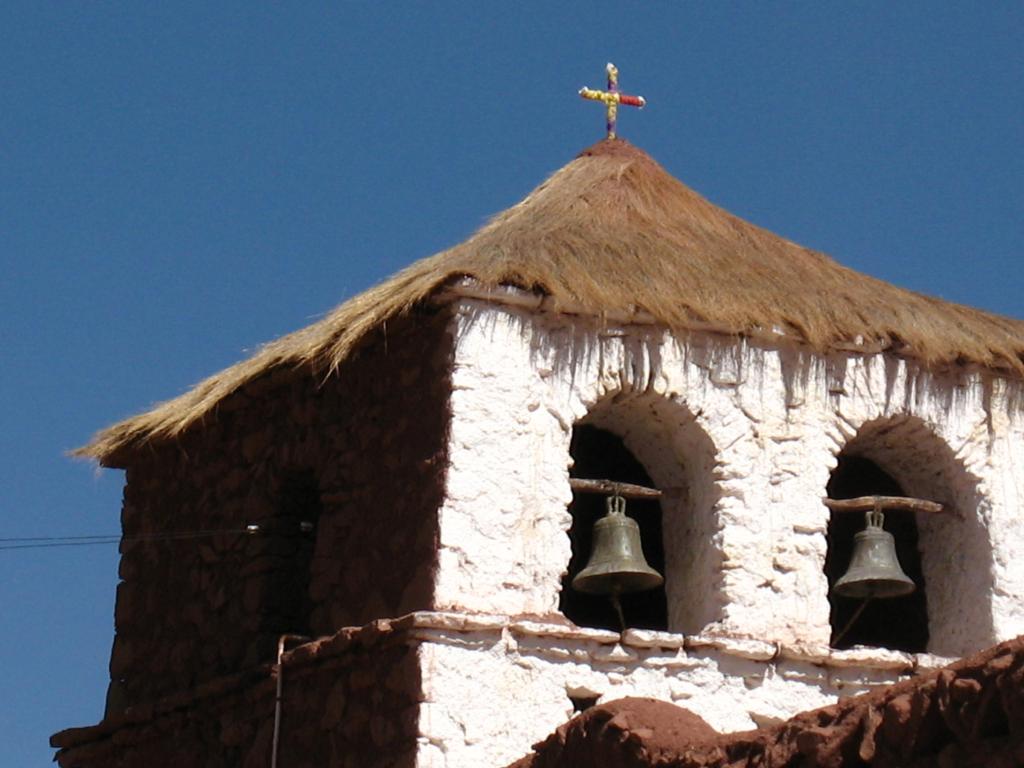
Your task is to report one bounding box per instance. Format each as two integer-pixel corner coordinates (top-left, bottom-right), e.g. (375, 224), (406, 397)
(1, 3), (1021, 763)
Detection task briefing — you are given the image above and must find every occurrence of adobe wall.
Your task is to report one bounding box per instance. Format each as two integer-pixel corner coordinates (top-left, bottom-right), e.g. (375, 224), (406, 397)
(109, 308), (452, 711)
(435, 299), (1024, 664)
(54, 624), (421, 768)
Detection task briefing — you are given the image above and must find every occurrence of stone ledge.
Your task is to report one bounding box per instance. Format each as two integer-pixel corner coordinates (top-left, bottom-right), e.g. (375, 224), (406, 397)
(408, 612), (959, 674)
(511, 618), (619, 644)
(622, 628), (686, 649)
(51, 610), (964, 752)
(684, 633), (777, 660)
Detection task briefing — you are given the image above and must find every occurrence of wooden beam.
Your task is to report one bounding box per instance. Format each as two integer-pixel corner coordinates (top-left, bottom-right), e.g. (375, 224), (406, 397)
(823, 495), (952, 516)
(569, 478), (663, 499)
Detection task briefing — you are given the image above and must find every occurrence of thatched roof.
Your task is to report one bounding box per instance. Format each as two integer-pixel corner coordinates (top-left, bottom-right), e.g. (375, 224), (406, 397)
(80, 139), (1024, 465)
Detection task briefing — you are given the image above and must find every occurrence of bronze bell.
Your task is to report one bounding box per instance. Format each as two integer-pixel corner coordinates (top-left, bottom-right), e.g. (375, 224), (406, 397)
(572, 495), (664, 595)
(834, 507), (915, 599)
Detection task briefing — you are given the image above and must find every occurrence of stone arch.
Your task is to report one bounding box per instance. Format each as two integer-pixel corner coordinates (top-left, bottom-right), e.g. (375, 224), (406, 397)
(562, 390), (721, 635)
(828, 415), (994, 656)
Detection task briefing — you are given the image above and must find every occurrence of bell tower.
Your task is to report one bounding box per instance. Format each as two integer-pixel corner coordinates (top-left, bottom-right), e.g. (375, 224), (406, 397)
(53, 133), (1024, 768)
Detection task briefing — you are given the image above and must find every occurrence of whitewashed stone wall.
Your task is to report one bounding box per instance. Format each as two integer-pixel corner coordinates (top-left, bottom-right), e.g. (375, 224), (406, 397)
(412, 613), (953, 768)
(427, 299), (1024, 766)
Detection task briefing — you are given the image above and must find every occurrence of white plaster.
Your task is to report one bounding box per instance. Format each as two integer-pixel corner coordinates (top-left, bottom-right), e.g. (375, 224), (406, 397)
(412, 618), (928, 768)
(425, 301), (1024, 766)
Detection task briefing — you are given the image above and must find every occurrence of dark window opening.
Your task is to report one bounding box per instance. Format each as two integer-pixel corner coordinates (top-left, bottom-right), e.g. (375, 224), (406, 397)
(825, 456), (928, 652)
(569, 694), (600, 714)
(560, 425), (668, 632)
(259, 470), (321, 637)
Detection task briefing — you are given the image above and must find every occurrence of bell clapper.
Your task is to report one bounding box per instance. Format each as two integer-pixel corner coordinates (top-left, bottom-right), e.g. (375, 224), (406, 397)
(609, 590), (626, 632)
(831, 597), (873, 647)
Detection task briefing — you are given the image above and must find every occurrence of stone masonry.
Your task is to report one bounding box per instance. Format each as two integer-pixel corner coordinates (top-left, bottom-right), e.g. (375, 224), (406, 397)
(105, 307), (452, 713)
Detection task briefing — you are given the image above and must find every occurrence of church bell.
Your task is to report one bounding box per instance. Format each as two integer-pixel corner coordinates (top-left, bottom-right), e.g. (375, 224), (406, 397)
(572, 494), (664, 596)
(833, 507), (915, 599)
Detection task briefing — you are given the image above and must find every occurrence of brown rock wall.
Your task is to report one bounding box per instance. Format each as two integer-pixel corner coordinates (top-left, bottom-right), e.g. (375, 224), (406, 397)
(107, 308), (451, 710)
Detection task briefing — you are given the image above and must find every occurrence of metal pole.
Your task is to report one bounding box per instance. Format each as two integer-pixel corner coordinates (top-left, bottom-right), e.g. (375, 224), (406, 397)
(271, 634), (310, 768)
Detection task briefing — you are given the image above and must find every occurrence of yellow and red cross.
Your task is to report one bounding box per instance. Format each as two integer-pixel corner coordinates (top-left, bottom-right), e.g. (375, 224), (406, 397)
(579, 63), (646, 140)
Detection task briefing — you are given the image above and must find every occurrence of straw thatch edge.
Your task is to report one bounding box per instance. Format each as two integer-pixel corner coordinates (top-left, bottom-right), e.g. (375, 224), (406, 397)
(76, 139), (1024, 466)
(74, 264), (457, 466)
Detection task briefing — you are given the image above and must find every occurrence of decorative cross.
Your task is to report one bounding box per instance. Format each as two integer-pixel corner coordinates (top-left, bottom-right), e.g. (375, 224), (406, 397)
(579, 62), (646, 140)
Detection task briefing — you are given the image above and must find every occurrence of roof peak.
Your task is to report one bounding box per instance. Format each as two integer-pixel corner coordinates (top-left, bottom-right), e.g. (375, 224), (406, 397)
(576, 137), (649, 160)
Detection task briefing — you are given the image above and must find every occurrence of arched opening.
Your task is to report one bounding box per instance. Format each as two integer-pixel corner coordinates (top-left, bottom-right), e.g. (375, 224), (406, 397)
(556, 390), (720, 636)
(560, 425), (668, 631)
(825, 455), (928, 651)
(824, 414), (994, 657)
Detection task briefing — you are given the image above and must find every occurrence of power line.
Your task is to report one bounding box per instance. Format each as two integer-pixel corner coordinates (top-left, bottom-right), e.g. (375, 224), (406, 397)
(0, 534), (124, 542)
(0, 539), (121, 551)
(0, 528), (257, 552)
